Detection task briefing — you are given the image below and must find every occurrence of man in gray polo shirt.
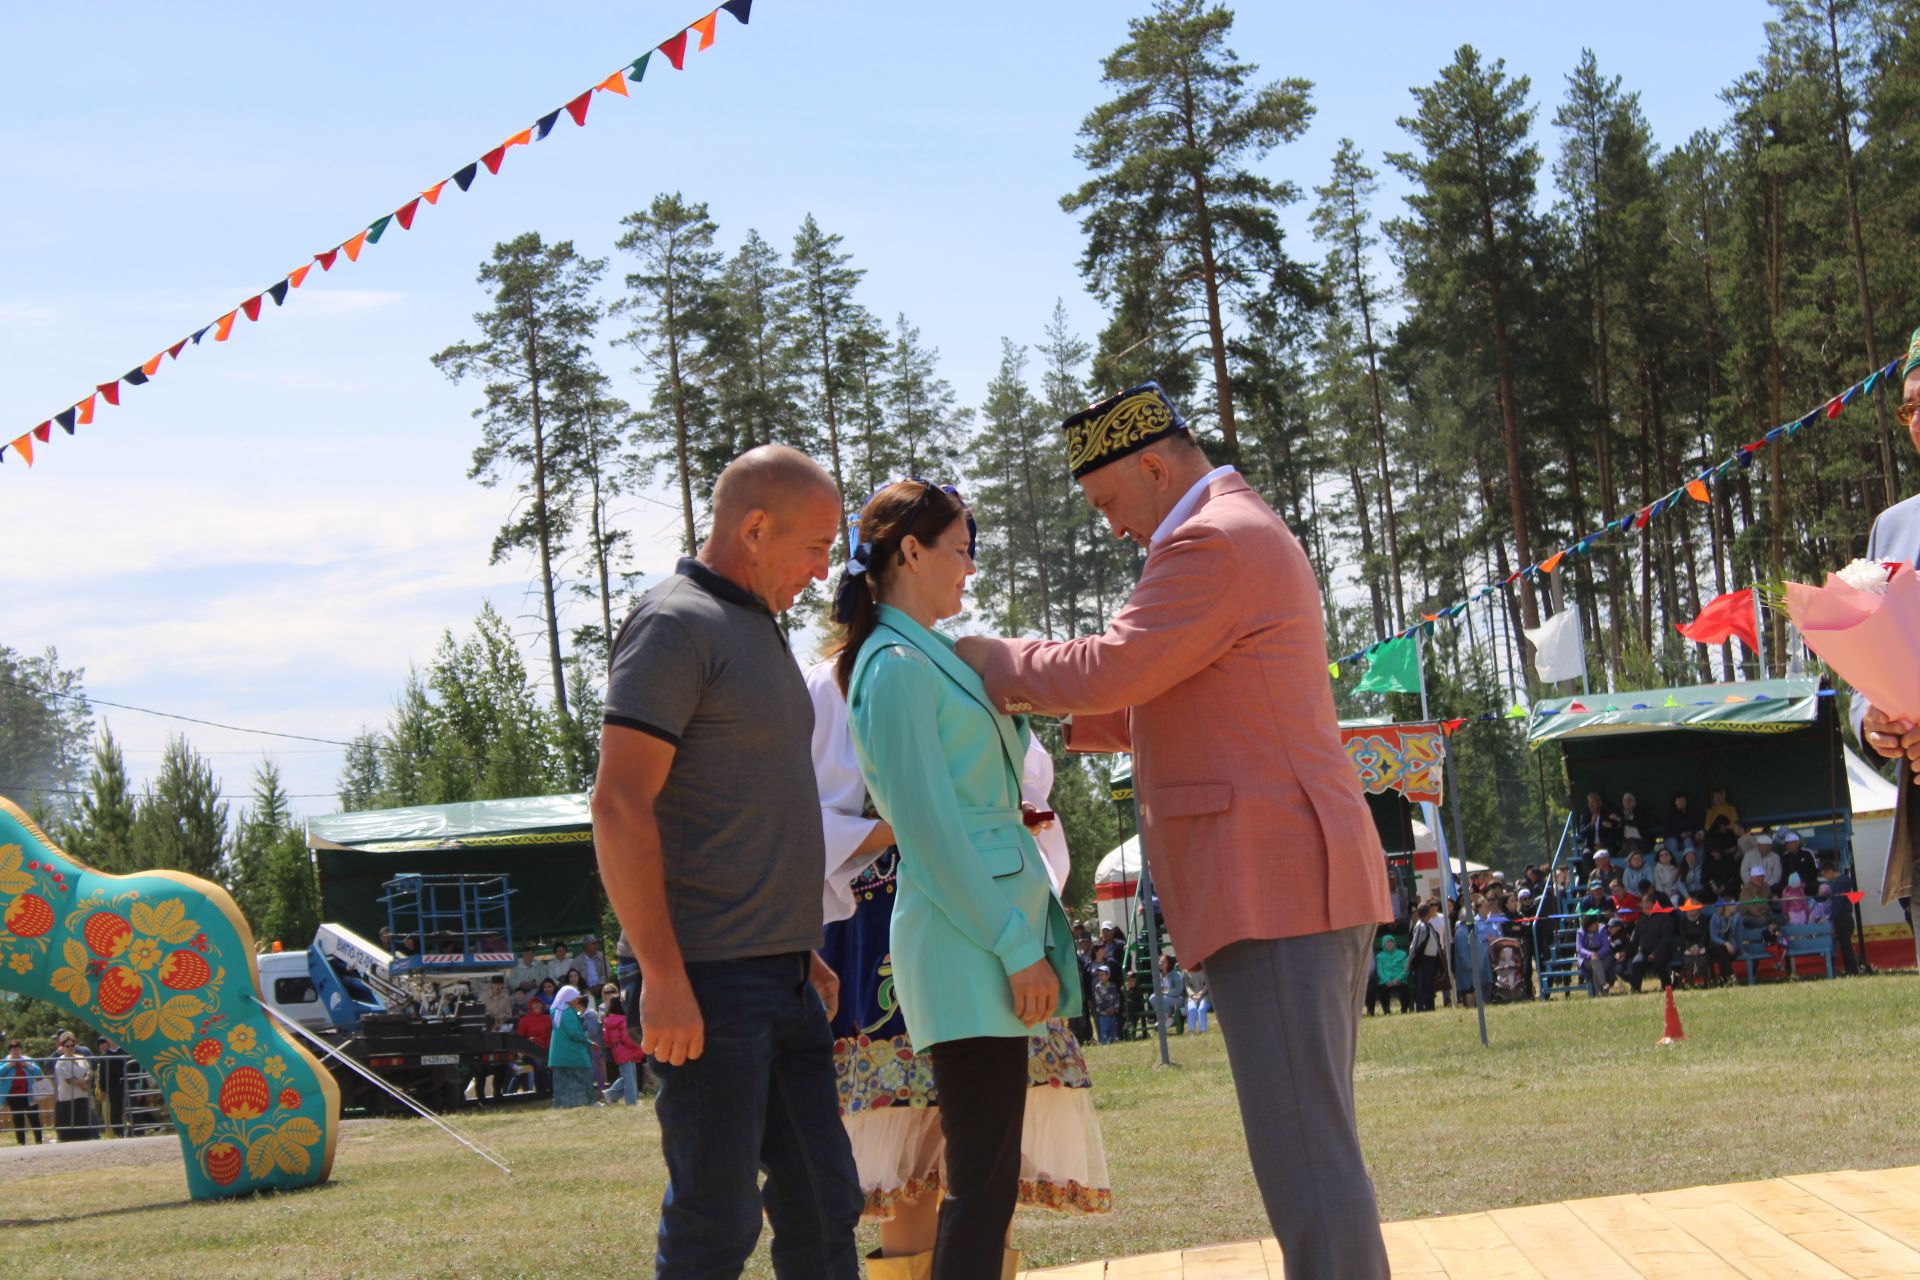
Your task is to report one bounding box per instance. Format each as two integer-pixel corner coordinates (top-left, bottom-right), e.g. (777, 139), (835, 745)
(593, 444), (862, 1279)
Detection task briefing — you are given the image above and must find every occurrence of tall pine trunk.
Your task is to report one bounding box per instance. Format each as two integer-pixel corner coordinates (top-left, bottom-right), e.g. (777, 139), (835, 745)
(522, 302), (573, 738)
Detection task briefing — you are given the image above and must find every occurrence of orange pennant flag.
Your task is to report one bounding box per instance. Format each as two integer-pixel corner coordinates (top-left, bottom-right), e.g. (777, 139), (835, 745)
(1541, 550), (1566, 574)
(76, 394), (96, 425)
(504, 127), (532, 149)
(10, 434), (32, 467)
(142, 354), (162, 376)
(422, 180), (447, 206)
(1686, 478), (1710, 502)
(289, 263), (312, 289)
(214, 311), (238, 342)
(342, 230), (369, 262)
(693, 10), (718, 48)
(598, 69), (629, 96)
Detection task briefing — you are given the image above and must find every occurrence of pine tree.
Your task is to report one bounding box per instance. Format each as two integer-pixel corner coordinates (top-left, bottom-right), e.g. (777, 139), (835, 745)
(616, 193), (724, 552)
(227, 759), (294, 930)
(432, 232), (604, 745)
(130, 736), (228, 881)
(0, 645), (92, 818)
(788, 215), (867, 552)
(64, 728), (135, 873)
(707, 228), (807, 458)
(887, 314), (966, 480)
(1065, 0), (1315, 458)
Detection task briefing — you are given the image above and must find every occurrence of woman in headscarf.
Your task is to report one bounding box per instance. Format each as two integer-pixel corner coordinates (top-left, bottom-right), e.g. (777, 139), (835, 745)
(546, 985), (594, 1109)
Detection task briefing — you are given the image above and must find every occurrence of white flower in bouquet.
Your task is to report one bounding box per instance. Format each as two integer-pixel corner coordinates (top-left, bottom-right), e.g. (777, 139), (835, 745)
(1834, 558), (1897, 595)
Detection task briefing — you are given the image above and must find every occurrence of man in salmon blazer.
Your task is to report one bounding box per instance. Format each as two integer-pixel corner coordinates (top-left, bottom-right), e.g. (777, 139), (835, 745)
(955, 381), (1392, 1280)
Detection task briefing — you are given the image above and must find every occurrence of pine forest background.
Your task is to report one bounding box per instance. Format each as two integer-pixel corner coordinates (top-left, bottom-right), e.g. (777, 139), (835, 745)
(8, 0), (1920, 953)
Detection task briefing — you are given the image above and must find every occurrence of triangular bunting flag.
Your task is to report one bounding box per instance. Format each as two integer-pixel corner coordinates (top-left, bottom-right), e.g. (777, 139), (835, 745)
(1567, 701), (1589, 713)
(565, 90), (593, 126)
(504, 127), (532, 149)
(167, 338), (187, 359)
(535, 108), (563, 141)
(289, 263), (312, 289)
(453, 162), (480, 192)
(629, 51), (651, 81)
(1355, 636), (1422, 695)
(1663, 694), (1679, 707)
(1441, 718), (1466, 737)
(142, 354), (162, 376)
(342, 230), (369, 262)
(1504, 704), (1527, 720)
(214, 311), (237, 341)
(1328, 662), (1340, 679)
(1826, 396), (1844, 419)
(32, 422), (50, 442)
(597, 69), (629, 96)
(97, 381), (120, 406)
(268, 280), (289, 306)
(658, 30), (688, 69)
(54, 408), (75, 434)
(242, 295), (263, 322)
(191, 325), (210, 344)
(395, 198), (421, 231)
(1845, 891), (1864, 904)
(316, 248), (339, 272)
(721, 0), (752, 21)
(693, 11), (718, 49)
(480, 145), (508, 175)
(1541, 550), (1566, 574)
(10, 434), (32, 466)
(365, 214), (393, 245)
(422, 179), (447, 205)
(1686, 478), (1709, 502)
(123, 367), (147, 387)
(75, 396), (95, 426)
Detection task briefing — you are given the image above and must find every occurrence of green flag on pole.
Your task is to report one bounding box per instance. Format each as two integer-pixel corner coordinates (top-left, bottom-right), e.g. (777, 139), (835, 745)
(1355, 636), (1422, 694)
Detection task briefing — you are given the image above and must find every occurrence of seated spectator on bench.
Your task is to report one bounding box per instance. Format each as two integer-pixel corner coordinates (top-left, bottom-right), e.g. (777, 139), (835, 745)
(1663, 792), (1703, 858)
(1739, 869), (1775, 926)
(1705, 787), (1739, 832)
(509, 948), (544, 996)
(1610, 878), (1640, 916)
(1708, 898), (1741, 985)
(1575, 915), (1613, 997)
(1651, 847), (1684, 900)
(1627, 891), (1677, 993)
(1677, 847), (1706, 899)
(1367, 935), (1412, 1015)
(1702, 819), (1740, 895)
(1618, 792), (1649, 848)
(1622, 848), (1653, 896)
(1151, 954), (1185, 1029)
(1677, 898), (1712, 986)
(1782, 873), (1811, 925)
(1809, 883), (1833, 925)
(1748, 834), (1784, 891)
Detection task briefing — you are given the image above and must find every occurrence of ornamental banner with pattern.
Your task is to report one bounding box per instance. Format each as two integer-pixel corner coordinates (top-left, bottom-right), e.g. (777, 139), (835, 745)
(1340, 724), (1445, 806)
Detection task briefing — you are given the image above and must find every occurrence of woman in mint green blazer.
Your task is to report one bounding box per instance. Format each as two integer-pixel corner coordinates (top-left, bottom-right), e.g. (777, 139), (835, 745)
(832, 479), (1078, 1280)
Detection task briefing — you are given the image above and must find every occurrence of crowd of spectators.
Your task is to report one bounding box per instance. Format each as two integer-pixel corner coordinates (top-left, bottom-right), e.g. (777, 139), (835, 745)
(466, 931), (650, 1107)
(2, 1030), (147, 1144)
(1068, 917), (1209, 1045)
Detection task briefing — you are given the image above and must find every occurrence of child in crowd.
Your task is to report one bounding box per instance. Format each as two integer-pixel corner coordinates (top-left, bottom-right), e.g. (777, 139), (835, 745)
(1092, 967), (1121, 1045)
(1575, 915), (1612, 997)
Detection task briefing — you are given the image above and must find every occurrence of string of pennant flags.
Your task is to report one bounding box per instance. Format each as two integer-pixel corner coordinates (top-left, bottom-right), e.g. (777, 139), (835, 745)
(1334, 353), (1907, 684)
(1, 0), (754, 469)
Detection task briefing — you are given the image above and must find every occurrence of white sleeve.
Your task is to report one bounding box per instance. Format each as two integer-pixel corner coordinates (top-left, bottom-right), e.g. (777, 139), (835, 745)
(1021, 736), (1072, 895)
(808, 660), (886, 923)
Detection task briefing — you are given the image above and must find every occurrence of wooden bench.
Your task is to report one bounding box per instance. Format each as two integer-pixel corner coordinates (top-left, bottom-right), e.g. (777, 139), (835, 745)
(1737, 919), (1835, 983)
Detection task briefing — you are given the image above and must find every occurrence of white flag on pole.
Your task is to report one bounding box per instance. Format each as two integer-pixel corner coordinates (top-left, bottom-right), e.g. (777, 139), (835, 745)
(1523, 607), (1585, 685)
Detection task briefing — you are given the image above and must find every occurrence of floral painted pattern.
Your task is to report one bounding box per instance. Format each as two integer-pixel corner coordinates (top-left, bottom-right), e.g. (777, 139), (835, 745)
(0, 800), (338, 1200)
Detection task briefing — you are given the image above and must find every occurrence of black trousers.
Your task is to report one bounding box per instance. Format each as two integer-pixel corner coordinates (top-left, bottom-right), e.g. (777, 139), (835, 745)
(928, 1035), (1027, 1280)
(1834, 916), (1860, 974)
(54, 1096), (93, 1141)
(1412, 953), (1440, 1011)
(6, 1096), (42, 1144)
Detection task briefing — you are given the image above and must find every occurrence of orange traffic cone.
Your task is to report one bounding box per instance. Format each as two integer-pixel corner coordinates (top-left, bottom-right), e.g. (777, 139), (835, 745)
(1656, 987), (1686, 1045)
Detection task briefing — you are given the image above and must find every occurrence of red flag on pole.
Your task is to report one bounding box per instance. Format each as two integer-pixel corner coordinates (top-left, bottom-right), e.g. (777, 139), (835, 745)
(1676, 587), (1759, 652)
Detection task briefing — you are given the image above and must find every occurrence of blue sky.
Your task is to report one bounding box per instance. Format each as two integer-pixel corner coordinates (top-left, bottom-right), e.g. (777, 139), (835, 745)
(2, 1), (1772, 818)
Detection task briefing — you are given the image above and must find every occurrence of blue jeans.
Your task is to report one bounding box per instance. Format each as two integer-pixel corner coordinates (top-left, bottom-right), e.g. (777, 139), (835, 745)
(651, 952), (862, 1279)
(608, 1060), (639, 1105)
(1097, 1014), (1120, 1044)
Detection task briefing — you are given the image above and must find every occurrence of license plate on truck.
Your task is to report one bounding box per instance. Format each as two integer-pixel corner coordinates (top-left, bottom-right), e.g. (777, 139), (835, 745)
(419, 1054), (460, 1066)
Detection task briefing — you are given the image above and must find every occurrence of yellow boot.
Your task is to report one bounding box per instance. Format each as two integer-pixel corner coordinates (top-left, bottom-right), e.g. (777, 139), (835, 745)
(864, 1249), (934, 1280)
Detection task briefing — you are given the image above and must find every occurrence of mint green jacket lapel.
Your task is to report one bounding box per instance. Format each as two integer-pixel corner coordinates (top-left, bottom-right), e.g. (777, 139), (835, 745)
(871, 606), (1027, 790)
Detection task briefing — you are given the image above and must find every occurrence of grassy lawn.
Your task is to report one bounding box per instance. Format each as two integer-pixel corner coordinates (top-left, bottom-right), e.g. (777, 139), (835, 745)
(3, 975), (1916, 1277)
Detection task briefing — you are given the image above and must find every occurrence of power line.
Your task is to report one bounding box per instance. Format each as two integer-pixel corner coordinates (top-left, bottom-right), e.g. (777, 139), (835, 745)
(0, 677), (353, 747)
(0, 780), (339, 800)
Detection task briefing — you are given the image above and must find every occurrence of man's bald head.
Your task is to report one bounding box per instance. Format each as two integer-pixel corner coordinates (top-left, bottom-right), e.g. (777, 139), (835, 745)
(702, 445), (842, 614)
(710, 445), (838, 532)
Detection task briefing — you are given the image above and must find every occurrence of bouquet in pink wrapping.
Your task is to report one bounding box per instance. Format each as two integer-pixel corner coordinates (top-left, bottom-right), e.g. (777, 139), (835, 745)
(1784, 560), (1920, 721)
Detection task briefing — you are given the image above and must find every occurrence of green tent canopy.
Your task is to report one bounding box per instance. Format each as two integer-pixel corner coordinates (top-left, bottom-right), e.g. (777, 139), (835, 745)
(1526, 677), (1823, 743)
(1527, 677), (1850, 836)
(307, 794), (599, 946)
